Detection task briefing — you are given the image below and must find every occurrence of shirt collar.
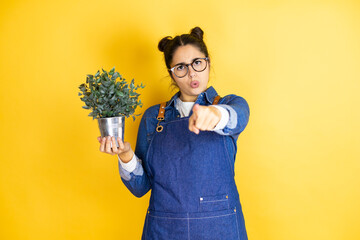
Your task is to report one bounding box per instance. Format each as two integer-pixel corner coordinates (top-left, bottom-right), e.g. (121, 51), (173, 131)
(165, 86), (218, 109)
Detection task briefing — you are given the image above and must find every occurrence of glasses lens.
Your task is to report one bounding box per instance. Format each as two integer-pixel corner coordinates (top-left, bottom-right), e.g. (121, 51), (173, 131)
(192, 58), (207, 72)
(174, 65), (187, 78)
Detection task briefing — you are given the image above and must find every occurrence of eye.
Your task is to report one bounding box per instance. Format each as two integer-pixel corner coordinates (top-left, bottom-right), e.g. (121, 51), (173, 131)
(176, 65), (185, 71)
(194, 59), (202, 65)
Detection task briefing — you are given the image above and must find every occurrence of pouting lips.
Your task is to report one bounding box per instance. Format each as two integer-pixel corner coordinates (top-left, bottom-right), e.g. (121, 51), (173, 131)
(190, 81), (199, 88)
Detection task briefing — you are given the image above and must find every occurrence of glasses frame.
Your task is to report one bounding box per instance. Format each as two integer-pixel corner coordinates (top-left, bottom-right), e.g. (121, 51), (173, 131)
(168, 57), (209, 78)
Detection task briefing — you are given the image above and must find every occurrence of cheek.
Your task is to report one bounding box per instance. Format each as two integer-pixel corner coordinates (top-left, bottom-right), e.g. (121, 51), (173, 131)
(202, 72), (210, 83)
(177, 81), (187, 90)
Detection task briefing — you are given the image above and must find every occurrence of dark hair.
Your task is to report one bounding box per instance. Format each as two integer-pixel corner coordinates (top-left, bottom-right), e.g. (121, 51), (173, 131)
(158, 27), (210, 75)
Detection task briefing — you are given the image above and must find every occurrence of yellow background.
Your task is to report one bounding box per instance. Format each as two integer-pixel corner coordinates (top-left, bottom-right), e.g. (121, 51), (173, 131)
(1, 0), (359, 239)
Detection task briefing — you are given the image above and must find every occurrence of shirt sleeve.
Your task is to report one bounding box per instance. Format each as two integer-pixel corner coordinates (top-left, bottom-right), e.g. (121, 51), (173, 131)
(212, 95), (250, 137)
(117, 108), (153, 198)
(210, 105), (230, 131)
(118, 154), (145, 182)
(118, 154), (138, 172)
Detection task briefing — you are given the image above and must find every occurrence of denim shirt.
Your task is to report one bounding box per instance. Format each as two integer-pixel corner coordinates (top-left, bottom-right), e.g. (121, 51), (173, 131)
(118, 86), (250, 198)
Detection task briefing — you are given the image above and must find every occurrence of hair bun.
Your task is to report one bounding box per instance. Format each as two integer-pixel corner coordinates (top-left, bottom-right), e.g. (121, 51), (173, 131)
(190, 27), (204, 40)
(158, 36), (172, 52)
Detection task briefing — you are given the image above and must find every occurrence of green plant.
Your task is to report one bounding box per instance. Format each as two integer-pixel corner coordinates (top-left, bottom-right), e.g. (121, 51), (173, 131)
(78, 67), (145, 120)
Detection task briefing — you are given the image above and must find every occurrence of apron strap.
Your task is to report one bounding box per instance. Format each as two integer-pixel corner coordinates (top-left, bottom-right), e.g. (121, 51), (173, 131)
(212, 95), (221, 105)
(156, 102), (167, 132)
(157, 102), (167, 120)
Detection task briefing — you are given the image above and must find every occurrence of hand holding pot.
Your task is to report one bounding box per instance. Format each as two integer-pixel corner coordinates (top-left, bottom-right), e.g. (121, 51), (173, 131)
(97, 136), (134, 163)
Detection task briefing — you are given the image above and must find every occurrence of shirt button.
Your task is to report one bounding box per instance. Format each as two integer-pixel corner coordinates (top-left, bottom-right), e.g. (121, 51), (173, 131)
(177, 115), (180, 118)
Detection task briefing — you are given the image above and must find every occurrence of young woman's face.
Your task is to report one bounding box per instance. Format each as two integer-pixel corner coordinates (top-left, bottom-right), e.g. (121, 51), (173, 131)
(170, 44), (210, 102)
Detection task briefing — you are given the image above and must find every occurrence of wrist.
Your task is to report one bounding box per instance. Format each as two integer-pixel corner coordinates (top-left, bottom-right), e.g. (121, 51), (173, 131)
(118, 151), (134, 163)
(209, 105), (221, 121)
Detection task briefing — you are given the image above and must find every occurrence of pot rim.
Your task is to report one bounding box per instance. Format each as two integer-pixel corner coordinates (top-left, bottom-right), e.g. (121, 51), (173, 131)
(97, 116), (126, 120)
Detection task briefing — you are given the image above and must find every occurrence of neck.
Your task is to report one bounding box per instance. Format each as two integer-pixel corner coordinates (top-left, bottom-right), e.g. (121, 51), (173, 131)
(179, 94), (197, 102)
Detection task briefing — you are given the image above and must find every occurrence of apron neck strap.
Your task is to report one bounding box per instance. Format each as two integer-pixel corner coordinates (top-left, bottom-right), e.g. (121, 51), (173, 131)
(212, 95), (221, 105)
(157, 102), (166, 120)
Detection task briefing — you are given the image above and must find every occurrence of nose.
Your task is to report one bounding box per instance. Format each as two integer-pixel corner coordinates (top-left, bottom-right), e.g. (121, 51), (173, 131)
(188, 65), (196, 78)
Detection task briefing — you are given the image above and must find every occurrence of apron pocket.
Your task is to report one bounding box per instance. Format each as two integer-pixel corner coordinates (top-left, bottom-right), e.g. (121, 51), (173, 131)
(189, 208), (239, 240)
(199, 194), (229, 212)
(145, 211), (188, 240)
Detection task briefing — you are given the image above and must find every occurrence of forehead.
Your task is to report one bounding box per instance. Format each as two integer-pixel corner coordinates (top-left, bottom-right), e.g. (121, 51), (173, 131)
(171, 45), (206, 66)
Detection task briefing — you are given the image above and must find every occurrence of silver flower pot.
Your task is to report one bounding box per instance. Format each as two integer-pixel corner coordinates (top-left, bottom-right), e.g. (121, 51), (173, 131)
(97, 116), (125, 148)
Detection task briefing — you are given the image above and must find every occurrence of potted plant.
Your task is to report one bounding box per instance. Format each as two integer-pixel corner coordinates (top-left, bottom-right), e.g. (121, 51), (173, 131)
(78, 67), (144, 147)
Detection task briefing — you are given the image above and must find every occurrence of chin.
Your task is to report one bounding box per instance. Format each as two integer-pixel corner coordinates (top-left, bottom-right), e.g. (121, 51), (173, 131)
(193, 88), (203, 95)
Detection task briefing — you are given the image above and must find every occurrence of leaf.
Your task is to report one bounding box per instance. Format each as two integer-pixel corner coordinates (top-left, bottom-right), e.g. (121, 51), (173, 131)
(95, 71), (100, 77)
(109, 67), (115, 75)
(78, 92), (82, 96)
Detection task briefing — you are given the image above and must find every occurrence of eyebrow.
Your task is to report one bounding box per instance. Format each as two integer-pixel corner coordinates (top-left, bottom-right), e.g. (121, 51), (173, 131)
(173, 57), (202, 66)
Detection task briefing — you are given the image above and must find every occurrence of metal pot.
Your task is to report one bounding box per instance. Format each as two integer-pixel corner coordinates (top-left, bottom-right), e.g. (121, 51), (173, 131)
(97, 116), (125, 148)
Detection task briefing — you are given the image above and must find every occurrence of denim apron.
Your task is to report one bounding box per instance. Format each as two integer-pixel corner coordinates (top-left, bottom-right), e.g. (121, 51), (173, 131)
(142, 102), (248, 240)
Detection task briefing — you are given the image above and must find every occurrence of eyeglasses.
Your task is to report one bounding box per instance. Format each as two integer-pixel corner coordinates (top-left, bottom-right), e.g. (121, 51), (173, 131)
(169, 57), (209, 78)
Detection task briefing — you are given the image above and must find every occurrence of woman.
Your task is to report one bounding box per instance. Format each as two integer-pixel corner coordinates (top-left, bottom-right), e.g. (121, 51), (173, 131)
(98, 27), (250, 240)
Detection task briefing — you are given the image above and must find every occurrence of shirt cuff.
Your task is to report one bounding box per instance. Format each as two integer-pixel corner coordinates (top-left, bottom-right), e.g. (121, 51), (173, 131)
(210, 105), (230, 131)
(118, 153), (138, 173)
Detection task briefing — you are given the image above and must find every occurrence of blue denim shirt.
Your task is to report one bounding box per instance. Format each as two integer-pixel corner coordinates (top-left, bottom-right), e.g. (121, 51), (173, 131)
(118, 86), (250, 197)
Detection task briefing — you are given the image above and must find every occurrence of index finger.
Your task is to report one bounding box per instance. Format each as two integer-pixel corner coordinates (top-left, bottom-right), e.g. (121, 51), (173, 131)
(99, 137), (106, 152)
(188, 114), (200, 134)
